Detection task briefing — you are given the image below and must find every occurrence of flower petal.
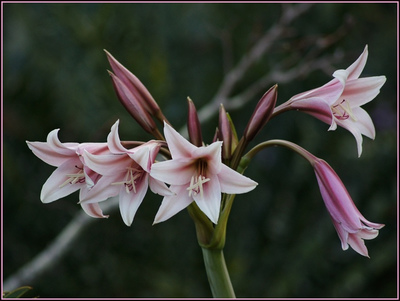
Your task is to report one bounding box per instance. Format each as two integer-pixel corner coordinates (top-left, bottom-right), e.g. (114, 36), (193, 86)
(347, 233), (369, 257)
(80, 202), (109, 219)
(26, 140), (73, 167)
(218, 164), (258, 194)
(107, 120), (129, 154)
(40, 158), (84, 203)
(342, 76), (387, 107)
(46, 129), (79, 155)
(129, 142), (160, 172)
(193, 141), (223, 174)
(149, 177), (174, 196)
(346, 45), (368, 80)
(153, 185), (193, 224)
(83, 151), (131, 175)
(150, 159), (195, 185)
(331, 218), (349, 250)
(163, 122), (197, 159)
(291, 78), (344, 106)
(193, 174), (221, 224)
(290, 97), (334, 126)
(340, 107), (375, 139)
(119, 174), (149, 226)
(313, 160), (363, 230)
(79, 173), (121, 203)
(335, 119), (364, 157)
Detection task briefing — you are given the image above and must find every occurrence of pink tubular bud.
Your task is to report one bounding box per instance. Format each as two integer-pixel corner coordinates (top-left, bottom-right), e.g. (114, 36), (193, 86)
(219, 104), (232, 160)
(244, 84), (278, 141)
(108, 71), (156, 134)
(104, 50), (167, 122)
(187, 97), (203, 147)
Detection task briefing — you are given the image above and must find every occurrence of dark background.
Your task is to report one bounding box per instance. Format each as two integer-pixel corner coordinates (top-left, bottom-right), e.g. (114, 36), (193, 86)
(3, 3), (397, 298)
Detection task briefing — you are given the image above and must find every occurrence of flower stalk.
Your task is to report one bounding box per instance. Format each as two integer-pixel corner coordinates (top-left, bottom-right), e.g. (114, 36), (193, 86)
(201, 248), (236, 298)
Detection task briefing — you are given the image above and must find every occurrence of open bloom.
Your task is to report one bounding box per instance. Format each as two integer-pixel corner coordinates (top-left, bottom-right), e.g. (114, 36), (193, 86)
(150, 122), (258, 224)
(277, 45), (386, 157)
(312, 157), (384, 257)
(26, 131), (110, 218)
(81, 120), (171, 226)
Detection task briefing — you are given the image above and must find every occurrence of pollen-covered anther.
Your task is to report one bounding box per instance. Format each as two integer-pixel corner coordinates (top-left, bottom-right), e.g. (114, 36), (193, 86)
(59, 166), (85, 188)
(187, 175), (210, 198)
(332, 99), (358, 121)
(112, 166), (143, 194)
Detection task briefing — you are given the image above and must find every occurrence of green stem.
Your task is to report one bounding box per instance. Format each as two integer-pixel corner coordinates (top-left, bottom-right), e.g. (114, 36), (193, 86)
(201, 248), (236, 298)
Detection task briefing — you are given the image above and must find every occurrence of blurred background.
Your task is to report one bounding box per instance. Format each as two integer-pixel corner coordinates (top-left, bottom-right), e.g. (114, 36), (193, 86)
(3, 3), (397, 298)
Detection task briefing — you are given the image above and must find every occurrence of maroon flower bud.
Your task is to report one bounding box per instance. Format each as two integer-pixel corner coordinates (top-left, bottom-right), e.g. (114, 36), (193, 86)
(219, 104), (232, 160)
(104, 50), (167, 123)
(243, 84), (278, 141)
(187, 97), (203, 147)
(108, 70), (156, 134)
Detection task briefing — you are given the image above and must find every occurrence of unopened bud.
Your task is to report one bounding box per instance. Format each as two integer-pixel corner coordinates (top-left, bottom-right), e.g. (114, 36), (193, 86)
(244, 84), (278, 141)
(187, 97), (203, 147)
(108, 70), (156, 134)
(219, 104), (232, 160)
(104, 50), (167, 123)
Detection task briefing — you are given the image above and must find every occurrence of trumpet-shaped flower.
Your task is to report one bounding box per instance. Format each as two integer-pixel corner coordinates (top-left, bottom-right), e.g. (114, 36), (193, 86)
(312, 157), (384, 257)
(278, 45), (386, 157)
(150, 122), (258, 224)
(81, 120), (172, 226)
(26, 130), (110, 218)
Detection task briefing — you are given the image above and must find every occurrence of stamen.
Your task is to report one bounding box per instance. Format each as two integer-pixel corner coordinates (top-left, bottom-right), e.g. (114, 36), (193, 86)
(111, 166), (143, 194)
(187, 175), (210, 199)
(59, 167), (85, 188)
(332, 99), (357, 121)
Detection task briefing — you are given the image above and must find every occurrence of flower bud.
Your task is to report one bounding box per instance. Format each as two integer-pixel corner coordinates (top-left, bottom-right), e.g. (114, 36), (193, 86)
(187, 97), (203, 147)
(104, 50), (167, 123)
(108, 71), (156, 134)
(219, 104), (232, 160)
(243, 84), (277, 141)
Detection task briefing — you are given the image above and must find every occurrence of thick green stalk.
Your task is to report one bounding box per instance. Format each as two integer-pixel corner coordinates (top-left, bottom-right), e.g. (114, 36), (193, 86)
(201, 248), (236, 298)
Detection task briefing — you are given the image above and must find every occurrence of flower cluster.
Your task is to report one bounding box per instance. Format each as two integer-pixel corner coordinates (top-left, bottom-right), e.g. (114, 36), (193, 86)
(27, 45), (385, 256)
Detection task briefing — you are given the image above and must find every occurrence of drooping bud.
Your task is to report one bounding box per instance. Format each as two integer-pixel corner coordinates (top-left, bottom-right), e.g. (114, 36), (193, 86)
(219, 104), (232, 160)
(243, 84), (278, 142)
(108, 70), (156, 134)
(187, 97), (203, 147)
(104, 50), (168, 123)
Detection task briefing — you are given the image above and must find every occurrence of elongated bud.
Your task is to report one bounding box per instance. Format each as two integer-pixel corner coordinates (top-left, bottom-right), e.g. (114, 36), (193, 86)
(104, 50), (168, 123)
(108, 70), (156, 134)
(219, 104), (232, 160)
(187, 97), (203, 147)
(244, 84), (278, 141)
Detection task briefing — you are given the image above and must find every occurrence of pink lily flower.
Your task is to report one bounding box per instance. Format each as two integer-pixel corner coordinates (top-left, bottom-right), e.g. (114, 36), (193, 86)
(81, 120), (172, 226)
(26, 130), (110, 218)
(150, 122), (258, 225)
(312, 157), (384, 257)
(276, 45), (386, 157)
